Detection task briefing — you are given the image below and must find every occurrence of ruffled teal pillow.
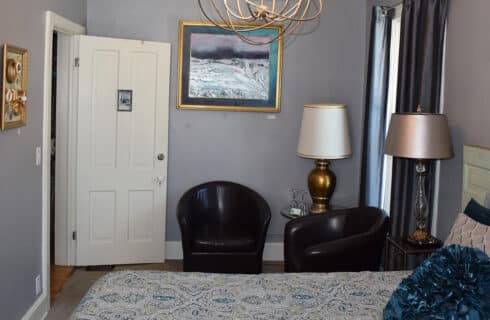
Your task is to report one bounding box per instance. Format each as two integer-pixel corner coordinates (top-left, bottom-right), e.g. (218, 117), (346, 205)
(384, 245), (490, 320)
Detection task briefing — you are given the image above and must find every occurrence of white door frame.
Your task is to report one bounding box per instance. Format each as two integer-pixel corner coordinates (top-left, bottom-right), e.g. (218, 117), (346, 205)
(26, 11), (85, 320)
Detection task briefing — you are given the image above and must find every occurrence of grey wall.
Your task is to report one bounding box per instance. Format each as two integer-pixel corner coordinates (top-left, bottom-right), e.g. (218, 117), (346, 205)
(437, 0), (490, 238)
(0, 1), (85, 318)
(87, 0), (368, 241)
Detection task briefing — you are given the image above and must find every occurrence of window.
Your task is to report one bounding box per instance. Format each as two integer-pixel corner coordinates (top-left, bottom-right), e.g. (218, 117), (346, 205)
(380, 4), (402, 214)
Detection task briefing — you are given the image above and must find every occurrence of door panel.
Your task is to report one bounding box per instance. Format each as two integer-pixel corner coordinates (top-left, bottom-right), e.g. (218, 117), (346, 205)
(129, 52), (158, 169)
(76, 35), (170, 265)
(128, 190), (154, 242)
(91, 50), (119, 169)
(89, 191), (116, 243)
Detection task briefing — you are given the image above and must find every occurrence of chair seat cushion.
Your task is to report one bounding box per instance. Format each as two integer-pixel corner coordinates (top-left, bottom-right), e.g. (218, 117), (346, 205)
(192, 225), (257, 252)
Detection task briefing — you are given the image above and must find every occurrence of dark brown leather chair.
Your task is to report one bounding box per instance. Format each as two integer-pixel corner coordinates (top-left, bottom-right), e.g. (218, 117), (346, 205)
(284, 207), (389, 273)
(177, 181), (271, 274)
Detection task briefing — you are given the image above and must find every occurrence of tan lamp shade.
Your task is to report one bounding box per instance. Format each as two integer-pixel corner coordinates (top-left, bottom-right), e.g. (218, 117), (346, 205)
(384, 113), (454, 159)
(297, 104), (352, 159)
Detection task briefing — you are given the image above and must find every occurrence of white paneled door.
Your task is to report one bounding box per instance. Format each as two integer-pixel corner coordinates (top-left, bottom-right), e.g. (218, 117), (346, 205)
(75, 36), (170, 265)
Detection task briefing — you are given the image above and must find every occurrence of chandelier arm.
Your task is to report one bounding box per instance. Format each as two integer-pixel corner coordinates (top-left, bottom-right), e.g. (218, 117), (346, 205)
(206, 0), (235, 24)
(246, 1), (257, 18)
(209, 0), (322, 23)
(245, 0), (321, 23)
(225, 7), (263, 35)
(258, 0), (294, 22)
(266, 0), (299, 22)
(221, 22), (279, 32)
(235, 0), (252, 20)
(277, 0), (301, 18)
(297, 0), (323, 21)
(224, 0), (254, 20)
(202, 0), (260, 30)
(225, 19), (281, 32)
(198, 0), (324, 45)
(223, 18), (310, 45)
(200, 1), (285, 34)
(265, 0), (322, 22)
(228, 20), (281, 44)
(199, 0), (248, 33)
(283, 17), (304, 36)
(226, 12), (278, 35)
(237, 18), (296, 45)
(243, 0), (292, 21)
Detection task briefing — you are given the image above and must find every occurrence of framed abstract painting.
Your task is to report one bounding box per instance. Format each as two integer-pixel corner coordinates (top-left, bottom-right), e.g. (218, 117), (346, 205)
(1, 44), (28, 130)
(177, 21), (282, 112)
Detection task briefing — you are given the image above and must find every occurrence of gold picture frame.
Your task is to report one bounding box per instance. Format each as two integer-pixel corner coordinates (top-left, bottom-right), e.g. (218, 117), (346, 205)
(177, 21), (282, 112)
(1, 44), (28, 130)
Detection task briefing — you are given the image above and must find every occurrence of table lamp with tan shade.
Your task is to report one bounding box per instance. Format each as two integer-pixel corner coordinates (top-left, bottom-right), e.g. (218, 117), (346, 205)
(384, 106), (453, 245)
(297, 103), (352, 213)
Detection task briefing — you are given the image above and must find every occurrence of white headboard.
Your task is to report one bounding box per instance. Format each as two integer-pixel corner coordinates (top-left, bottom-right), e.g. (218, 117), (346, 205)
(462, 145), (490, 209)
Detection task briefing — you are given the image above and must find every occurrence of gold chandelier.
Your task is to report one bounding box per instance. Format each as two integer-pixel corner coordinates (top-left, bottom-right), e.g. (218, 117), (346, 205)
(197, 0), (323, 45)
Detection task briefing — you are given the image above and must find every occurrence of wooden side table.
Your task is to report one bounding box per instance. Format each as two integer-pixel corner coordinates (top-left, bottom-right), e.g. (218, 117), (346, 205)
(384, 236), (443, 271)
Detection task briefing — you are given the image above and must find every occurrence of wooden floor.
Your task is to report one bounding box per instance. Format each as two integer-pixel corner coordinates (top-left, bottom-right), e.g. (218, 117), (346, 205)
(50, 265), (75, 305)
(47, 261), (284, 320)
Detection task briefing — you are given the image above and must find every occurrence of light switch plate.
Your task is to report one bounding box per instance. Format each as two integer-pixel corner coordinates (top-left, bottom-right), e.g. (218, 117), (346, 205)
(36, 147), (42, 166)
(35, 275), (41, 295)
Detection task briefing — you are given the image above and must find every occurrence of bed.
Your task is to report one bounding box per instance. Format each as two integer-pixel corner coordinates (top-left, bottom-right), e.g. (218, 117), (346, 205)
(71, 270), (409, 319)
(71, 145), (490, 320)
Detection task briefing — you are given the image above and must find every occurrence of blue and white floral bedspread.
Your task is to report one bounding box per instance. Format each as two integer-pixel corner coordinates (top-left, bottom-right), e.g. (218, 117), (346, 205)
(71, 270), (408, 320)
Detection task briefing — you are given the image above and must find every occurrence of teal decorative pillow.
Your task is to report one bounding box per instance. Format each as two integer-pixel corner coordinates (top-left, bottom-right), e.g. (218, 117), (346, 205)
(464, 198), (490, 226)
(383, 245), (490, 320)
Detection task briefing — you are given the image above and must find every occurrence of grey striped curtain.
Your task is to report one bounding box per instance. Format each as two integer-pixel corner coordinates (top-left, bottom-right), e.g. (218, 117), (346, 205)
(390, 0), (450, 237)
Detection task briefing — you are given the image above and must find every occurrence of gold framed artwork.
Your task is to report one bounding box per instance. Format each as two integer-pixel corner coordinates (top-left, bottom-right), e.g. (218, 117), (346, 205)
(1, 44), (28, 130)
(177, 21), (282, 112)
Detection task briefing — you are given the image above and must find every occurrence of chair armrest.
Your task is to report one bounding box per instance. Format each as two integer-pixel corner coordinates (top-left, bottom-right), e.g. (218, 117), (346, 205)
(306, 230), (380, 257)
(177, 195), (194, 254)
(284, 214), (342, 251)
(284, 214), (341, 271)
(252, 196), (271, 254)
(299, 218), (389, 272)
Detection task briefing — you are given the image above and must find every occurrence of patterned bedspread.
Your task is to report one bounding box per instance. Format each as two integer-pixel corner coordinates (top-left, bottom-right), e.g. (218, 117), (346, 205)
(71, 270), (409, 320)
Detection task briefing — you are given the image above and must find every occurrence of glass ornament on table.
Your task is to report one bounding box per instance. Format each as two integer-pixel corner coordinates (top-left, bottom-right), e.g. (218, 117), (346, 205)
(289, 188), (308, 217)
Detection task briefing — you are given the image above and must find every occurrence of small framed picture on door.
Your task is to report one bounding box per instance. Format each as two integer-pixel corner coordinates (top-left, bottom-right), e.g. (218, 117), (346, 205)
(117, 89), (132, 112)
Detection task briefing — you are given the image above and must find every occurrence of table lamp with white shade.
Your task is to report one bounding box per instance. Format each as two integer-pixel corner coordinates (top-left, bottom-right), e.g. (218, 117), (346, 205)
(384, 106), (453, 245)
(297, 103), (352, 213)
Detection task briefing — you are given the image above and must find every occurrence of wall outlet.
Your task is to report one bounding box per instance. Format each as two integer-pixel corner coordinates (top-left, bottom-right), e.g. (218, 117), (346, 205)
(35, 275), (41, 295)
(35, 146), (42, 166)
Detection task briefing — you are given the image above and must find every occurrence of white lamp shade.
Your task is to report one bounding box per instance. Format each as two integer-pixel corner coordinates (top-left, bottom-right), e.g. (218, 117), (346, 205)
(297, 103), (352, 159)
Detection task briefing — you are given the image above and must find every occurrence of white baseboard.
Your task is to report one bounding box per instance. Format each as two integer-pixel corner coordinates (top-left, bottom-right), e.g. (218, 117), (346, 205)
(21, 293), (48, 320)
(165, 241), (284, 261)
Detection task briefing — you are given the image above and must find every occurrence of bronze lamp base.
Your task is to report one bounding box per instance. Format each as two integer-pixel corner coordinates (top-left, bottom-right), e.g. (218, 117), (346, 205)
(407, 228), (439, 247)
(308, 159), (336, 213)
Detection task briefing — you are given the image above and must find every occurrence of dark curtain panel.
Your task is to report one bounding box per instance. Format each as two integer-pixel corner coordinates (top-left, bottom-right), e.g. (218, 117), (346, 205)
(390, 0), (450, 237)
(360, 7), (394, 207)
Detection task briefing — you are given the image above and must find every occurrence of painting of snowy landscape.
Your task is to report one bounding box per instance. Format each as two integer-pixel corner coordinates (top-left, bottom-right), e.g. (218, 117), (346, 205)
(178, 22), (282, 112)
(188, 33), (271, 100)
